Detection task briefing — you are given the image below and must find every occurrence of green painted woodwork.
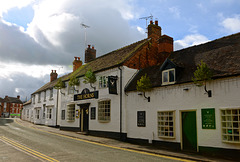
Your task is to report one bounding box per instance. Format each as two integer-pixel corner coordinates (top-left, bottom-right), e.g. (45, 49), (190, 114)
(182, 111), (197, 151)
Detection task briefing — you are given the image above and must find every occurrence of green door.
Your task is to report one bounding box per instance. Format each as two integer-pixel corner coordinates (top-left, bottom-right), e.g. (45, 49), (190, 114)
(182, 111), (197, 151)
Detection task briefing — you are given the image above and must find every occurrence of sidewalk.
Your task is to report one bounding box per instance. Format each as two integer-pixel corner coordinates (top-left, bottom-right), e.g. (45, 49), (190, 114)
(16, 119), (234, 162)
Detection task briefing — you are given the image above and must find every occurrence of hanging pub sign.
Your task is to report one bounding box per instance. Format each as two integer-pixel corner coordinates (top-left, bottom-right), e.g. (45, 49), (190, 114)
(108, 76), (118, 95)
(74, 88), (98, 101)
(201, 108), (216, 129)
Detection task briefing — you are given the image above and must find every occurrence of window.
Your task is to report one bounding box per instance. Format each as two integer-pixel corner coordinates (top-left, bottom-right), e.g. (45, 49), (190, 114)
(221, 109), (240, 143)
(162, 69), (175, 85)
(35, 109), (40, 119)
(99, 76), (108, 88)
(98, 100), (111, 122)
(47, 108), (52, 119)
(32, 95), (35, 104)
(158, 111), (175, 138)
(61, 110), (65, 120)
(38, 93), (41, 103)
(68, 85), (74, 94)
(44, 91), (46, 101)
(50, 89), (53, 99)
(67, 104), (75, 121)
(27, 110), (29, 118)
(43, 104), (46, 119)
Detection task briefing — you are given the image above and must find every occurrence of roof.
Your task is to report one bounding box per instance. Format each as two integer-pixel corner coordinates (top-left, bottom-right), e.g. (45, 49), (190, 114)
(0, 97), (4, 102)
(64, 39), (150, 81)
(32, 38), (150, 95)
(32, 73), (71, 95)
(125, 32), (240, 92)
(23, 99), (32, 106)
(4, 97), (23, 104)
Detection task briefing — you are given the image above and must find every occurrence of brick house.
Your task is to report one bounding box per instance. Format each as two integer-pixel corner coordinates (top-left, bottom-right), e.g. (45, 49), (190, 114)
(0, 96), (23, 118)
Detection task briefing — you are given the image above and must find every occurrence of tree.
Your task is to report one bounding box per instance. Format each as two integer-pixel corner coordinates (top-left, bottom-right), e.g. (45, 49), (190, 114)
(83, 69), (96, 90)
(136, 74), (152, 102)
(192, 60), (213, 97)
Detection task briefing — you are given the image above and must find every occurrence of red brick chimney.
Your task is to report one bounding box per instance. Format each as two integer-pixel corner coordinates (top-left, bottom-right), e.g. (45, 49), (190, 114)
(73, 57), (82, 72)
(17, 95), (20, 99)
(158, 35), (173, 53)
(85, 45), (96, 63)
(50, 70), (58, 82)
(148, 19), (162, 41)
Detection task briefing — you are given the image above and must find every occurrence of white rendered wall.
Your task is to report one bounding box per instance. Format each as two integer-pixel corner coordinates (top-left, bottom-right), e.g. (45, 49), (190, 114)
(126, 76), (240, 150)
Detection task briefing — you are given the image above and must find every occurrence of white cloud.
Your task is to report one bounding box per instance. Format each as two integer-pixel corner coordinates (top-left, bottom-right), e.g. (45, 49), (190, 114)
(221, 15), (240, 33)
(174, 34), (209, 51)
(137, 26), (145, 34)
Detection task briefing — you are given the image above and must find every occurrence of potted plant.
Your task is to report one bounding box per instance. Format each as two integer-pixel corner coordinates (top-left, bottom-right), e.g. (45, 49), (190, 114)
(83, 69), (97, 90)
(192, 60), (213, 97)
(136, 74), (152, 102)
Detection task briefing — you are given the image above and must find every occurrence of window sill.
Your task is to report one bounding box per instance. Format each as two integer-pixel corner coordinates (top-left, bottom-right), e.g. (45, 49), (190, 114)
(158, 136), (175, 139)
(49, 98), (53, 101)
(98, 120), (110, 123)
(162, 81), (176, 86)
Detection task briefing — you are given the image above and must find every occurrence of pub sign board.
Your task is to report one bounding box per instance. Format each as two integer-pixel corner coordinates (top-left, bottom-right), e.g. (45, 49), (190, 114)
(201, 108), (216, 129)
(137, 111), (146, 127)
(108, 76), (118, 95)
(74, 88), (98, 101)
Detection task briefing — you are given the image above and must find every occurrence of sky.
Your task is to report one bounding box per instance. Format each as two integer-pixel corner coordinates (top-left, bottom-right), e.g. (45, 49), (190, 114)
(0, 0), (240, 101)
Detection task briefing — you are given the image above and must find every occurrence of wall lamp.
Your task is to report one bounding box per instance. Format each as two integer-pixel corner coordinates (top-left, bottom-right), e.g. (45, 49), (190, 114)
(138, 92), (150, 102)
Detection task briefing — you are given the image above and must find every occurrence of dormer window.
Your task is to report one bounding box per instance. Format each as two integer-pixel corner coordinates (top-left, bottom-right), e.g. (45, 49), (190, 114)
(162, 68), (175, 85)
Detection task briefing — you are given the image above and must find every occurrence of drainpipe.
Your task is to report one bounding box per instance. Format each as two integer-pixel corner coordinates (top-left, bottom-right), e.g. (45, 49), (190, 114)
(56, 89), (59, 127)
(118, 66), (123, 140)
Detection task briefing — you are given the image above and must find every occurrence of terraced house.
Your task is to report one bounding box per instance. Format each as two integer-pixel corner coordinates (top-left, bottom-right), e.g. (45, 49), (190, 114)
(124, 32), (240, 157)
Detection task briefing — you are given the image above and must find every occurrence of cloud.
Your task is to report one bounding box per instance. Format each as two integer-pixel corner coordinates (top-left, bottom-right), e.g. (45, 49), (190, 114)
(0, 72), (48, 100)
(220, 15), (240, 33)
(174, 34), (209, 51)
(0, 0), (34, 16)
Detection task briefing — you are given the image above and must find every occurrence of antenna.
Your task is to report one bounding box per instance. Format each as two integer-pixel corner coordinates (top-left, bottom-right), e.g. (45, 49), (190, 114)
(139, 14), (153, 34)
(81, 23), (90, 49)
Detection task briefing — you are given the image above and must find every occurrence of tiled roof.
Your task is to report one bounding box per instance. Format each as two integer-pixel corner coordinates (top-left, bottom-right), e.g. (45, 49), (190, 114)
(4, 97), (23, 104)
(32, 73), (71, 95)
(64, 39), (149, 81)
(0, 97), (4, 102)
(32, 39), (149, 94)
(125, 32), (240, 92)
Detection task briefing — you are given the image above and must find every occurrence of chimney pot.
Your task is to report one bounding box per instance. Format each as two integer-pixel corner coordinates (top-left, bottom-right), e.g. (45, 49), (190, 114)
(50, 70), (58, 82)
(88, 45), (91, 48)
(17, 95), (20, 99)
(150, 20), (153, 24)
(92, 45), (94, 49)
(155, 20), (158, 26)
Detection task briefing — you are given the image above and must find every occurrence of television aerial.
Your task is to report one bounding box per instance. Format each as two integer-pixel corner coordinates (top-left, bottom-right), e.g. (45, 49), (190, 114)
(139, 14), (153, 34)
(81, 23), (90, 49)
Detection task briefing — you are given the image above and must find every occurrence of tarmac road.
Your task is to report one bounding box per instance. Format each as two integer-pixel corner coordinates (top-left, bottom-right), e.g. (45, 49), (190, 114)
(0, 118), (233, 162)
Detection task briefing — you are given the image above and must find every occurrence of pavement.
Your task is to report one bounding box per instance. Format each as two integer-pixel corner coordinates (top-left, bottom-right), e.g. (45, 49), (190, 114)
(15, 119), (236, 162)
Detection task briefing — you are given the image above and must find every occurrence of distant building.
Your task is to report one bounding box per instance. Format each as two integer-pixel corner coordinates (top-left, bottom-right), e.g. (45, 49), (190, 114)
(0, 96), (23, 118)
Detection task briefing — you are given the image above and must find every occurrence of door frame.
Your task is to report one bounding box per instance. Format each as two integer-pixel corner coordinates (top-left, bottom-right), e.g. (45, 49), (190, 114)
(77, 103), (90, 132)
(180, 110), (199, 152)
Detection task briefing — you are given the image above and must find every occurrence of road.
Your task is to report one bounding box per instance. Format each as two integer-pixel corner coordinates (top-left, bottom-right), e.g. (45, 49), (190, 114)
(0, 118), (195, 162)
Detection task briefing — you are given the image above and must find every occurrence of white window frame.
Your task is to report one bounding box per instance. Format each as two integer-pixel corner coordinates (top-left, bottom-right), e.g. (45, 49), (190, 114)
(35, 108), (40, 119)
(67, 104), (75, 122)
(98, 100), (111, 122)
(68, 85), (74, 94)
(44, 91), (46, 101)
(46, 107), (52, 119)
(99, 76), (108, 88)
(162, 68), (176, 85)
(49, 89), (53, 100)
(38, 93), (41, 103)
(221, 108), (240, 143)
(61, 110), (65, 120)
(43, 104), (46, 119)
(158, 111), (175, 138)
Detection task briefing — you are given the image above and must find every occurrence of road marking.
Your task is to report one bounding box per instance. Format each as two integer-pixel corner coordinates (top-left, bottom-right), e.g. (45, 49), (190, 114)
(0, 136), (59, 162)
(15, 119), (196, 162)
